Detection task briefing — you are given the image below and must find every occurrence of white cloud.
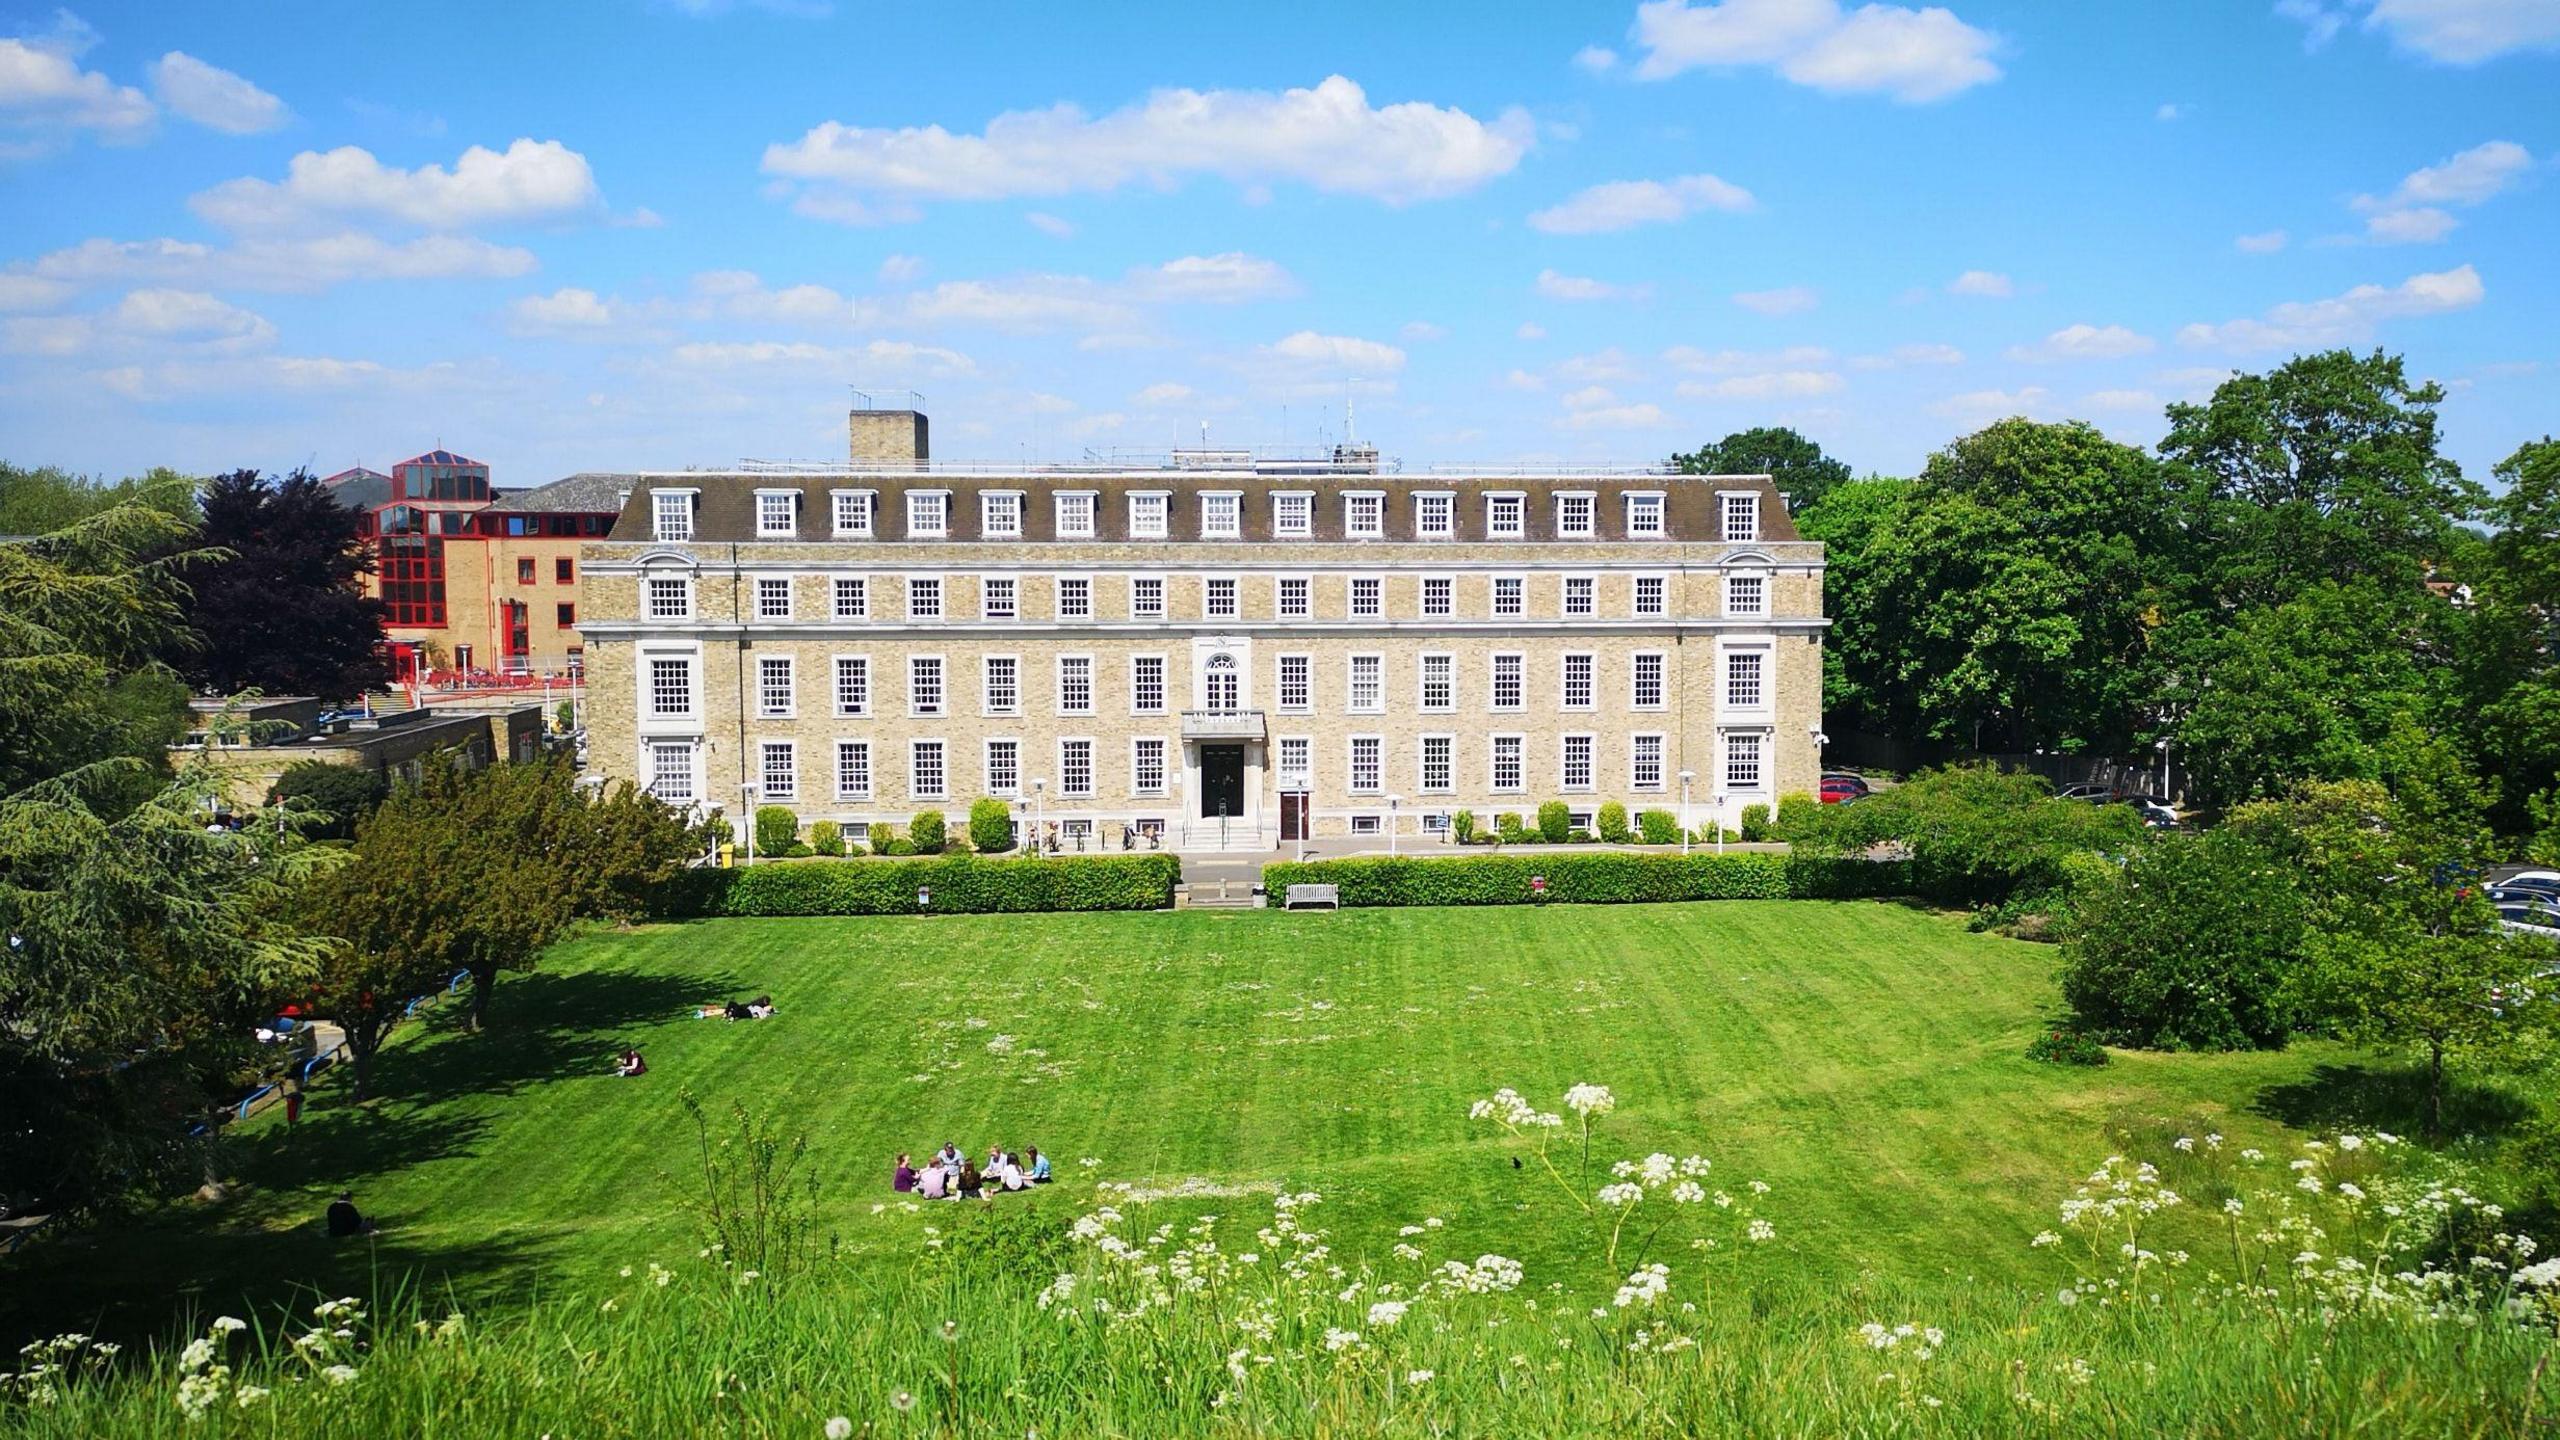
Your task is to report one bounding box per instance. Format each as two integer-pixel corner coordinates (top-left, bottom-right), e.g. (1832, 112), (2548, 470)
(2234, 229), (2289, 254)
(1848, 341), (1964, 368)
(189, 138), (602, 230)
(1665, 343), (1833, 372)
(2156, 102), (2187, 121)
(1676, 369), (1844, 399)
(93, 352), (489, 404)
(6, 288), (274, 357)
(1526, 173), (1755, 233)
(1025, 391), (1077, 414)
(1562, 384), (1622, 409)
(1516, 321), (1548, 340)
(1024, 210), (1076, 238)
(877, 253), (923, 283)
(1536, 268), (1649, 301)
(1501, 368), (1545, 390)
(1945, 268), (2014, 297)
(1556, 347), (1647, 383)
(665, 338), (977, 377)
(2082, 388), (2161, 411)
(1574, 44), (1622, 72)
(2363, 0), (2560, 62)
(14, 231), (536, 293)
(504, 286), (672, 343)
(1400, 320), (1447, 342)
(0, 24), (154, 147)
(2007, 322), (2157, 362)
(0, 273), (74, 311)
(762, 74), (1533, 220)
(1125, 252), (1296, 302)
(1932, 385), (2050, 420)
(147, 52), (287, 134)
(1133, 382), (1194, 406)
(1560, 400), (1669, 430)
(2350, 139), (2535, 242)
(1069, 411), (1127, 438)
(2176, 263), (2484, 351)
(2278, 0), (2350, 48)
(1261, 329), (1406, 373)
(1629, 0), (2002, 102)
(1732, 284), (1818, 315)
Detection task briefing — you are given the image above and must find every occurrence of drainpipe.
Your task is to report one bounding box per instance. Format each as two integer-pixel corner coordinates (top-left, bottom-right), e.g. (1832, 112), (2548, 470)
(731, 543), (748, 798)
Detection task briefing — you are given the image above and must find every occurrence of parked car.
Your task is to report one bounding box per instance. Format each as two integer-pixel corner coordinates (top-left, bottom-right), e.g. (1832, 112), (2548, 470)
(2054, 782), (2120, 804)
(2495, 901), (2560, 943)
(2128, 796), (2179, 828)
(2489, 882), (2560, 906)
(1820, 775), (1869, 805)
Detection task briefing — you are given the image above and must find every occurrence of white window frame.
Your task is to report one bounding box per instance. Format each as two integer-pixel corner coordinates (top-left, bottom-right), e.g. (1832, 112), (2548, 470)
(759, 739), (798, 800)
(1491, 575), (1525, 618)
(1057, 737), (1096, 798)
(1054, 490), (1097, 539)
(906, 575), (943, 621)
(1343, 491), (1386, 539)
(1349, 576), (1384, 619)
(980, 489), (1024, 539)
(1561, 652), (1595, 711)
(1630, 733), (1667, 792)
(1199, 490), (1242, 540)
(1130, 654), (1167, 715)
(1128, 490), (1170, 540)
(754, 488), (799, 539)
(651, 488), (698, 543)
(982, 654), (1020, 717)
(1725, 571), (1769, 619)
(1414, 491), (1455, 540)
(1723, 644), (1770, 712)
(1490, 652), (1525, 712)
(1350, 813), (1383, 835)
(1417, 652), (1455, 713)
(646, 576), (693, 621)
(1347, 735), (1384, 794)
(648, 739), (698, 804)
(1555, 491), (1597, 539)
(834, 739), (872, 801)
(1633, 573), (1669, 618)
(910, 738), (948, 801)
(831, 488), (875, 538)
(908, 654), (946, 717)
(1277, 736), (1312, 788)
(1132, 737), (1169, 796)
(1277, 653), (1312, 713)
(756, 654), (795, 718)
(1276, 574), (1312, 619)
(1560, 733), (1595, 792)
(831, 576), (868, 621)
(755, 576), (792, 621)
(1631, 651), (1668, 711)
(984, 737), (1021, 797)
(1624, 490), (1666, 538)
(832, 654), (870, 717)
(1272, 491), (1314, 538)
(1204, 575), (1239, 620)
(1724, 731), (1766, 792)
(1420, 575), (1454, 619)
(1056, 574), (1093, 621)
(980, 574), (1018, 621)
(647, 656), (696, 719)
(1562, 574), (1597, 617)
(1485, 491), (1526, 539)
(1129, 574), (1166, 620)
(906, 489), (950, 540)
(1489, 733), (1525, 793)
(1056, 653), (1094, 716)
(1719, 490), (1761, 543)
(1346, 653), (1384, 714)
(1418, 733), (1455, 794)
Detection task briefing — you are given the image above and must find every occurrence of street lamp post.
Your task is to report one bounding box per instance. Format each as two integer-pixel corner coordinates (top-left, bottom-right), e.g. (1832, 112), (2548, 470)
(1714, 794), (1727, 855)
(738, 782), (760, 867)
(2155, 736), (2171, 799)
(1387, 794), (1402, 858)
(1031, 778), (1046, 856)
(1678, 770), (1695, 856)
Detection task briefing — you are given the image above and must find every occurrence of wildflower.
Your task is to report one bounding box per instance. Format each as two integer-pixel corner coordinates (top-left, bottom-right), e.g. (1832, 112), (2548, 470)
(1613, 1264), (1672, 1309)
(233, 1386), (269, 1409)
(1563, 1083), (1616, 1118)
(2173, 1137), (2195, 1153)
(1747, 1219), (1776, 1242)
(1322, 1327), (1362, 1353)
(210, 1317), (247, 1336)
(892, 1390), (916, 1412)
(1597, 1182), (1644, 1208)
(941, 1319), (960, 1342)
(1367, 1300), (1409, 1328)
(2030, 1231), (2059, 1247)
(178, 1339), (215, 1374)
(825, 1419), (855, 1440)
(2223, 1198), (2244, 1216)
(1671, 1181), (1706, 1205)
(1406, 1369), (1435, 1385)
(2056, 1289), (2078, 1307)
(322, 1365), (358, 1386)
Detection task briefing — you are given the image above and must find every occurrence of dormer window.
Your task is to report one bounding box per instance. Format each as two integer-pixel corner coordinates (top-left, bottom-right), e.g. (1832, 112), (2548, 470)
(1625, 492), (1665, 538)
(981, 490), (1023, 538)
(754, 490), (799, 539)
(1344, 492), (1385, 539)
(1721, 491), (1760, 542)
(1414, 492), (1455, 539)
(831, 489), (875, 537)
(1201, 491), (1241, 539)
(907, 490), (950, 539)
(1272, 492), (1313, 538)
(1054, 491), (1096, 539)
(1555, 492), (1596, 538)
(652, 489), (697, 542)
(1129, 491), (1169, 539)
(1486, 492), (1525, 538)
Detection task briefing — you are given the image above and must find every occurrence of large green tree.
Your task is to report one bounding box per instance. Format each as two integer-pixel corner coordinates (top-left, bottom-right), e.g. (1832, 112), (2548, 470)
(1670, 426), (1855, 512)
(1834, 420), (2173, 752)
(182, 469), (389, 701)
(1793, 476), (1906, 726)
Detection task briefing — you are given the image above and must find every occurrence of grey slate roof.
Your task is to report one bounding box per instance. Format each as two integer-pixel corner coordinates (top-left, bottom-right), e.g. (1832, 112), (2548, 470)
(488, 472), (637, 515)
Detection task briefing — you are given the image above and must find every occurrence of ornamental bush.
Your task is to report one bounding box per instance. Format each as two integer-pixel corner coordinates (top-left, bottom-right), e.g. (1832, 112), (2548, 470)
(1537, 801), (1571, 844)
(1775, 791), (1822, 840)
(1260, 852), (1908, 908)
(809, 821), (844, 857)
(1638, 809), (1680, 845)
(1495, 812), (1527, 845)
(2058, 828), (2304, 1050)
(1739, 803), (1773, 842)
(652, 854), (1180, 917)
(1450, 809), (1477, 845)
(969, 797), (1017, 853)
(2026, 1028), (2109, 1066)
(1597, 802), (1632, 844)
(272, 760), (389, 841)
(754, 805), (798, 855)
(909, 809), (947, 853)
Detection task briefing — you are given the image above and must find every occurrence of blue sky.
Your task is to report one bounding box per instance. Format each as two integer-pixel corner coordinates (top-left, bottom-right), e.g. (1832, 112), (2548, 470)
(1, 0), (2553, 486)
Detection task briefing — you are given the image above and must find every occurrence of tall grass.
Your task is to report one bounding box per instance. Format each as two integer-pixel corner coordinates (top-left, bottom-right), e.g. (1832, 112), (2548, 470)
(7, 1087), (2555, 1438)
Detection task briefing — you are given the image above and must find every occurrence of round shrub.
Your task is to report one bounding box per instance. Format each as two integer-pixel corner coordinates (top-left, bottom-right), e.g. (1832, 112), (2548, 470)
(1537, 801), (1571, 844)
(810, 821), (844, 857)
(1638, 809), (1679, 845)
(754, 805), (799, 855)
(1597, 802), (1632, 845)
(2059, 829), (2303, 1050)
(909, 809), (947, 853)
(1739, 803), (1773, 842)
(1774, 792), (1822, 840)
(2026, 1028), (2109, 1066)
(1494, 812), (1527, 845)
(968, 797), (1016, 853)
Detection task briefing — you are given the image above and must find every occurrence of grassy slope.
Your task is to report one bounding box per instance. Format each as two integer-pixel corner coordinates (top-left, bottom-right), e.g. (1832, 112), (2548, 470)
(6, 902), (2358, 1343)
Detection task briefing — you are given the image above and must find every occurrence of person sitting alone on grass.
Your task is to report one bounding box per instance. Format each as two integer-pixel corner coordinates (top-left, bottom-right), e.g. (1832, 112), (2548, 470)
(893, 1154), (917, 1193)
(325, 1191), (376, 1239)
(1027, 1147), (1051, 1184)
(615, 1048), (646, 1078)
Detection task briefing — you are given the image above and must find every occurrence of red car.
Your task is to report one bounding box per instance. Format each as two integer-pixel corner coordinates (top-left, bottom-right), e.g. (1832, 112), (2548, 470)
(1820, 775), (1869, 805)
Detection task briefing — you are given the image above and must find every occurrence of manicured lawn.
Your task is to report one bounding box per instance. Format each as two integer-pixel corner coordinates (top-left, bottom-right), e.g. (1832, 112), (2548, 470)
(8, 901), (2364, 1343)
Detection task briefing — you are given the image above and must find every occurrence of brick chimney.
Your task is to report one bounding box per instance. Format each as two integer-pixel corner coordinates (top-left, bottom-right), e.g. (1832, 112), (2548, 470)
(848, 408), (929, 466)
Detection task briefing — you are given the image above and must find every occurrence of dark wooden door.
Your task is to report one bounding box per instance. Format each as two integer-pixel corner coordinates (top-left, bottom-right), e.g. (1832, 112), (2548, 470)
(1279, 791), (1307, 840)
(1200, 745), (1244, 819)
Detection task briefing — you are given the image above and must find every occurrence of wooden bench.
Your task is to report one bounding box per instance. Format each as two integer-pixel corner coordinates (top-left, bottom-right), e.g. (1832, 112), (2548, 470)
(1283, 883), (1340, 911)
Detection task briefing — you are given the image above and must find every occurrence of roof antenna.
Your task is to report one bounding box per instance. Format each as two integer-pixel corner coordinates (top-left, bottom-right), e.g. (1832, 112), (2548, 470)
(1200, 419), (1209, 447)
(1345, 382), (1356, 445)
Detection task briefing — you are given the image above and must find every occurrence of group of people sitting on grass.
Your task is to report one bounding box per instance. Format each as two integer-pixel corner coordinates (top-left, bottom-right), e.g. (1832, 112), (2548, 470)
(894, 1143), (1051, 1200)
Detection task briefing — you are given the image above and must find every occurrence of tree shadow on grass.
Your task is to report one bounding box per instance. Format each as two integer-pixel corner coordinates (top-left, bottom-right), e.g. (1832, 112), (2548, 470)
(2250, 1063), (2535, 1141)
(375, 964), (741, 1103)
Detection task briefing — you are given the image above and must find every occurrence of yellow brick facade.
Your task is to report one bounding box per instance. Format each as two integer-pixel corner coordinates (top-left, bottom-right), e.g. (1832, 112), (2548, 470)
(580, 473), (1825, 850)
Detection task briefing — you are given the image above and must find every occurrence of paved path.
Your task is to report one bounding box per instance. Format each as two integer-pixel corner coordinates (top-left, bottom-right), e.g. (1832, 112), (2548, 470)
(1176, 840), (1793, 888)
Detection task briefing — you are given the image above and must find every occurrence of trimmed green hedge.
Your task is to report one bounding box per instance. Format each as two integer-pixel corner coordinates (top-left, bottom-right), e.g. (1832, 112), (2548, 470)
(652, 854), (1180, 918)
(1261, 852), (1910, 908)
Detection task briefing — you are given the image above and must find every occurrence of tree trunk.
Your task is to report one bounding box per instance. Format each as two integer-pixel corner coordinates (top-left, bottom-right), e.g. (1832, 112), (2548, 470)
(348, 1026), (377, 1104)
(2427, 1040), (2444, 1141)
(467, 964), (498, 1032)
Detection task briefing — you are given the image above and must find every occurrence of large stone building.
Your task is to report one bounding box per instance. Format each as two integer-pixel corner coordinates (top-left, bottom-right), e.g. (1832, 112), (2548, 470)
(577, 409), (1826, 851)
